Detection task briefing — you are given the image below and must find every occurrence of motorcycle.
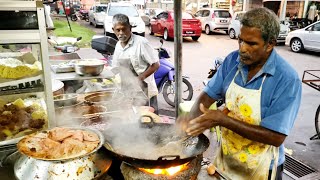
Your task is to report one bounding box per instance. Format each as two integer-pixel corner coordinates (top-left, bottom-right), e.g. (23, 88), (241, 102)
(79, 9), (89, 22)
(203, 57), (224, 86)
(90, 36), (194, 107)
(203, 57), (224, 107)
(48, 36), (82, 53)
(154, 39), (193, 107)
(70, 12), (78, 21)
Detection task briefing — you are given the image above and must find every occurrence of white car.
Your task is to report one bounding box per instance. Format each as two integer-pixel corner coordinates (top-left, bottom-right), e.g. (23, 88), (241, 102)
(89, 4), (108, 28)
(285, 21), (320, 53)
(228, 11), (245, 39)
(228, 11), (290, 44)
(194, 8), (232, 35)
(103, 2), (145, 39)
(140, 8), (164, 26)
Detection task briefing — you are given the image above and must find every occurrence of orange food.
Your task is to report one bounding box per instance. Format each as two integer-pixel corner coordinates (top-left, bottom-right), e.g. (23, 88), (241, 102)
(17, 127), (100, 160)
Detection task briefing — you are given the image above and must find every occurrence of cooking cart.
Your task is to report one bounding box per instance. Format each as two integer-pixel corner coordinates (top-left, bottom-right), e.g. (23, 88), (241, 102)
(302, 70), (320, 140)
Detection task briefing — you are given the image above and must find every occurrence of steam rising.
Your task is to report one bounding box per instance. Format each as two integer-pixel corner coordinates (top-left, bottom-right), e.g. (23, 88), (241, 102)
(54, 64), (199, 161)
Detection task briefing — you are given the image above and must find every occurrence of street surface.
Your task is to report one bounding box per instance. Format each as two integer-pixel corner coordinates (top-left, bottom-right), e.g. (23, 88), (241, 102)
(79, 21), (320, 171)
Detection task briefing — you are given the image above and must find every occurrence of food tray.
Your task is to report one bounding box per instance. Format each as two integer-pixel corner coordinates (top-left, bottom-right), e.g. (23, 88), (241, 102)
(50, 60), (77, 73)
(0, 97), (48, 147)
(17, 127), (104, 161)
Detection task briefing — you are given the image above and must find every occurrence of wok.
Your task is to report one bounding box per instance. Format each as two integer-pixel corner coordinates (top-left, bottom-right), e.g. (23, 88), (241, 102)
(102, 115), (210, 169)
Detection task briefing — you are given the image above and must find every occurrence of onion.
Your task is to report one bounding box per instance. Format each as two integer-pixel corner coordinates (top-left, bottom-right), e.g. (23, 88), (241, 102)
(207, 163), (216, 175)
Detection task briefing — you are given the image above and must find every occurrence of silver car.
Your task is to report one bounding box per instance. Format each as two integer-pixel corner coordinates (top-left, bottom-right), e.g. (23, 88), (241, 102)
(228, 11), (245, 39)
(228, 11), (290, 44)
(285, 21), (320, 53)
(194, 8), (231, 35)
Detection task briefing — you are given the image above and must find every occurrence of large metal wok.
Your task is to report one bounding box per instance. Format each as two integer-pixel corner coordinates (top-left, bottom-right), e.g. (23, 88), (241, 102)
(102, 115), (210, 169)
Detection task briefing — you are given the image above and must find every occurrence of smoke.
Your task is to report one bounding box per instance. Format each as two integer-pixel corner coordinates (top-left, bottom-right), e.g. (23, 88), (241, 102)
(54, 62), (198, 161)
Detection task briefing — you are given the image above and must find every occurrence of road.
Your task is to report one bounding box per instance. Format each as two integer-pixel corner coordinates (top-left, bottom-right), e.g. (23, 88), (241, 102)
(81, 22), (320, 171)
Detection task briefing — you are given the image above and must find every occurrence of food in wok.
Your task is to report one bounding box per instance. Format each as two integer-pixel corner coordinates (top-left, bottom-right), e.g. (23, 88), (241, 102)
(17, 127), (100, 160)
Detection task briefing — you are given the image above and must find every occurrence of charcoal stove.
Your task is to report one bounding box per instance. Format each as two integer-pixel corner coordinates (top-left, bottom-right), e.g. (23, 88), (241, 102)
(120, 155), (202, 180)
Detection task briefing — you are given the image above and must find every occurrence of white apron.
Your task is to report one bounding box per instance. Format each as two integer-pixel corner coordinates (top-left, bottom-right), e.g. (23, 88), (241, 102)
(214, 71), (279, 180)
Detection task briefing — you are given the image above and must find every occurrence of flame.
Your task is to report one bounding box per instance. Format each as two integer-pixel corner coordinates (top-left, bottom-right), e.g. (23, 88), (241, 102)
(139, 163), (189, 176)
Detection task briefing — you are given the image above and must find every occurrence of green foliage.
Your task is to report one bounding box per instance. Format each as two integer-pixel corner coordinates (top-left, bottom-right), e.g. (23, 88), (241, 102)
(53, 19), (96, 48)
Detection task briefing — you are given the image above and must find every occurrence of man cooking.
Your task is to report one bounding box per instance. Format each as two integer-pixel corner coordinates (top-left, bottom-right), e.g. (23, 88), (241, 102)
(181, 8), (302, 180)
(111, 14), (160, 114)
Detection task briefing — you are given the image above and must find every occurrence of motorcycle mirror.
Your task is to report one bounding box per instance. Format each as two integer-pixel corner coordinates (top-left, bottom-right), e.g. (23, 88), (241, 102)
(76, 37), (82, 41)
(160, 39), (163, 45)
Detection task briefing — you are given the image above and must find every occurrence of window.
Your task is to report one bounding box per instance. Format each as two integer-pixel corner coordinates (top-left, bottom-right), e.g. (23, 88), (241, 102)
(195, 10), (203, 17)
(313, 23), (320, 31)
(170, 12), (194, 19)
(108, 5), (139, 17)
(235, 13), (244, 20)
(203, 10), (210, 17)
(156, 12), (164, 19)
(96, 6), (107, 13)
(214, 11), (231, 18)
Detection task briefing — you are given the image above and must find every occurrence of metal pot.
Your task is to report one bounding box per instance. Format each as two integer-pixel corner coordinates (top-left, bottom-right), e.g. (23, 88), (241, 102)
(53, 93), (78, 107)
(84, 91), (131, 112)
(14, 127), (112, 180)
(102, 116), (210, 169)
(55, 105), (108, 126)
(74, 59), (105, 76)
(14, 148), (112, 180)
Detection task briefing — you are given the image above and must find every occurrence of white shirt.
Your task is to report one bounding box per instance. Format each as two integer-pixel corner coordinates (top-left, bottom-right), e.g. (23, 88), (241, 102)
(112, 34), (159, 98)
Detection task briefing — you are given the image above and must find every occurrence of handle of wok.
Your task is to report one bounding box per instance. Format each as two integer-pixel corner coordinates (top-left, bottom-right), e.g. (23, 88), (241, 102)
(104, 141), (114, 151)
(157, 155), (181, 161)
(140, 115), (155, 128)
(141, 115), (155, 123)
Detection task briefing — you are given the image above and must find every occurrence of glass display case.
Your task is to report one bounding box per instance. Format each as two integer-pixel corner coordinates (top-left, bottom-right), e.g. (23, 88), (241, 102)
(0, 1), (55, 146)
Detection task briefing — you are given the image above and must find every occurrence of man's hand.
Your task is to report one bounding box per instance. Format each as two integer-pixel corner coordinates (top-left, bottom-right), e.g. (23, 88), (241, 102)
(186, 103), (228, 136)
(138, 74), (146, 82)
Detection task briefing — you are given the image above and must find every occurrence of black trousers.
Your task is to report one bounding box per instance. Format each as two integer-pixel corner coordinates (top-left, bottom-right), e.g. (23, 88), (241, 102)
(268, 163), (284, 180)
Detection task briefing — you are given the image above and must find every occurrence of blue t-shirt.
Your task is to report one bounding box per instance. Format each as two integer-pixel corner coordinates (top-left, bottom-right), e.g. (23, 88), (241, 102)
(204, 49), (302, 167)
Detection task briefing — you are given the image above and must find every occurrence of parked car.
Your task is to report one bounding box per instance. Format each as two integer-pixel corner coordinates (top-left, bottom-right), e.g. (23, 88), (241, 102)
(194, 8), (232, 35)
(285, 21), (320, 53)
(149, 11), (202, 41)
(103, 2), (145, 39)
(228, 11), (245, 39)
(89, 4), (108, 28)
(277, 20), (291, 43)
(140, 8), (164, 26)
(228, 11), (290, 44)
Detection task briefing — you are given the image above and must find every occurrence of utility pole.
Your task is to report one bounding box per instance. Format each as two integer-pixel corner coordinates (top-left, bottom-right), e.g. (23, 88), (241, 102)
(279, 0), (287, 21)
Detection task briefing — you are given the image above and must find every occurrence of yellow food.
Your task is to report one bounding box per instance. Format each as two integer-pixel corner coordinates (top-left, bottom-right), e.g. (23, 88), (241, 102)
(2, 111), (12, 115)
(0, 58), (40, 79)
(12, 98), (25, 109)
(207, 164), (216, 175)
(31, 111), (46, 120)
(2, 129), (13, 137)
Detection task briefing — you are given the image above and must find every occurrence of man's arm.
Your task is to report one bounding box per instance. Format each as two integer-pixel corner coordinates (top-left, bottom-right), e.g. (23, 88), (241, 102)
(220, 116), (286, 147)
(186, 92), (287, 147)
(189, 92), (216, 119)
(138, 62), (160, 81)
(187, 107), (286, 147)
